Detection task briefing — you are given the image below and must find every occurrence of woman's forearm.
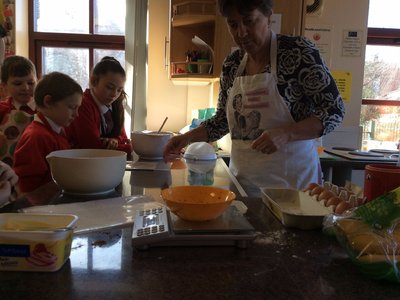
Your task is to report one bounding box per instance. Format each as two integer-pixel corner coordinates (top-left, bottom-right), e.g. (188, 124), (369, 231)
(285, 116), (323, 142)
(184, 125), (210, 143)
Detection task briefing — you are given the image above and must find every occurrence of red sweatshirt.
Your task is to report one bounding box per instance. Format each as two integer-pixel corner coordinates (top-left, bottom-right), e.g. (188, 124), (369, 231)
(13, 113), (70, 193)
(65, 89), (132, 156)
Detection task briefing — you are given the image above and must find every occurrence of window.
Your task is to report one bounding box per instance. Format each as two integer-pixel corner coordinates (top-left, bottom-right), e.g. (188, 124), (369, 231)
(29, 0), (125, 88)
(362, 0), (400, 150)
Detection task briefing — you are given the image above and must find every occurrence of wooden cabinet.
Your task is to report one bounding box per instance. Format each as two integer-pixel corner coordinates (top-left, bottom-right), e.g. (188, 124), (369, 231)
(273, 0), (306, 36)
(168, 0), (234, 80)
(168, 0), (306, 81)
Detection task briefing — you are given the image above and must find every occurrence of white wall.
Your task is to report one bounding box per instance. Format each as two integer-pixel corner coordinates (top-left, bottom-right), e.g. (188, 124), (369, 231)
(306, 0), (369, 149)
(147, 0), (215, 133)
(308, 0), (369, 128)
(305, 0), (370, 187)
(15, 0), (29, 56)
(125, 0), (147, 132)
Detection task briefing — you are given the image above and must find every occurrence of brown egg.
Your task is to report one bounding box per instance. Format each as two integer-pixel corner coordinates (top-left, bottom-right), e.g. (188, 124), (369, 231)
(303, 183), (320, 192)
(310, 185), (324, 196)
(325, 196), (342, 207)
(335, 201), (352, 214)
(318, 190), (335, 202)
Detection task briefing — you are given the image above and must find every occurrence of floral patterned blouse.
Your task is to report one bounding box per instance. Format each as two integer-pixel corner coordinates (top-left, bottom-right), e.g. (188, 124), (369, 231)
(202, 34), (345, 142)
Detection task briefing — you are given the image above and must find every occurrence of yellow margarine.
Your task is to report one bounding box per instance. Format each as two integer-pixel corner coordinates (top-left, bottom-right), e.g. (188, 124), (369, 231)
(0, 213), (77, 272)
(3, 220), (57, 231)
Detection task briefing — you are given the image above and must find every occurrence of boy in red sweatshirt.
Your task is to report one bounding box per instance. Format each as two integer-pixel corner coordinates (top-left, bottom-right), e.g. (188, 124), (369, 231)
(13, 72), (82, 193)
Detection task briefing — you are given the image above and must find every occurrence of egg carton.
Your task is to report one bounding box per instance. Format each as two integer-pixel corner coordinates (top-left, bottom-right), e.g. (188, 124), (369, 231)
(304, 181), (367, 214)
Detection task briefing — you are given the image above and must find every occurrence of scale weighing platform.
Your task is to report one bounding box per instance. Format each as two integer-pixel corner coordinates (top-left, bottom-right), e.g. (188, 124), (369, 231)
(132, 205), (256, 250)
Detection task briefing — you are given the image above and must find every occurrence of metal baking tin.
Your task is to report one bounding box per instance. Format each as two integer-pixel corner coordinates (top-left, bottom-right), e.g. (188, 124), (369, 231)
(261, 188), (333, 230)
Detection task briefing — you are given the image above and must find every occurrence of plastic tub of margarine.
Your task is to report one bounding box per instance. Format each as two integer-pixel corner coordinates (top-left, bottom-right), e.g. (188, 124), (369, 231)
(0, 213), (78, 272)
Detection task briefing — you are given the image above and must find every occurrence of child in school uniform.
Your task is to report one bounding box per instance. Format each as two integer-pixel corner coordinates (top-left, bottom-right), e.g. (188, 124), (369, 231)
(65, 56), (132, 158)
(13, 72), (82, 193)
(0, 55), (37, 166)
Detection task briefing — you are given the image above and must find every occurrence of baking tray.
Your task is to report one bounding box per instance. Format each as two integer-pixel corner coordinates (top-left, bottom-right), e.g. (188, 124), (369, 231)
(261, 188), (333, 230)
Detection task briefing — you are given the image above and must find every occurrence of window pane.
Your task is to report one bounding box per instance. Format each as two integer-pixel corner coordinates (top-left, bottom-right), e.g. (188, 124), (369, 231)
(42, 47), (90, 89)
(94, 0), (125, 35)
(361, 105), (400, 150)
(368, 0), (400, 29)
(363, 45), (400, 100)
(94, 49), (125, 67)
(34, 0), (89, 33)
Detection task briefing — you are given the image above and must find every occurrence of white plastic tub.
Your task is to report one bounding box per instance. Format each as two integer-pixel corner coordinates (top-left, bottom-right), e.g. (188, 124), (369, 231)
(0, 213), (78, 272)
(261, 188), (333, 230)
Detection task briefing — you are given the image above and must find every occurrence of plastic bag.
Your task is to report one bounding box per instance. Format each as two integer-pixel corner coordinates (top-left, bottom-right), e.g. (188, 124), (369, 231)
(323, 186), (400, 283)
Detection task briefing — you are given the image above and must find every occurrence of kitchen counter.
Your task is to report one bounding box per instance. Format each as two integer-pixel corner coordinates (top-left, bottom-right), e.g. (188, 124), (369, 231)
(221, 151), (397, 187)
(320, 150), (397, 186)
(1, 198), (398, 299)
(0, 159), (398, 299)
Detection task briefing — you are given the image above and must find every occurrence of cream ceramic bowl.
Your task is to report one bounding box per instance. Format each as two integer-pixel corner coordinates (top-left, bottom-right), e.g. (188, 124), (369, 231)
(131, 131), (172, 160)
(46, 149), (127, 195)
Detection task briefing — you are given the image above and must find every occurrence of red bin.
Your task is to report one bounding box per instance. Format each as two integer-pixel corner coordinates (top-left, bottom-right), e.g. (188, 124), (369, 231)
(364, 164), (400, 202)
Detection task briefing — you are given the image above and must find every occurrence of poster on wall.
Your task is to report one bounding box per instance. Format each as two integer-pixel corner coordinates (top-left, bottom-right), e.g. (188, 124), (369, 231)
(331, 70), (352, 102)
(342, 30), (363, 57)
(304, 24), (333, 67)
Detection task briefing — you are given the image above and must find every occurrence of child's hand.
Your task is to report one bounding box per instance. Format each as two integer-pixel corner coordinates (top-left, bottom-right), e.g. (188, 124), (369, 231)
(101, 138), (119, 149)
(0, 161), (18, 186)
(0, 180), (12, 206)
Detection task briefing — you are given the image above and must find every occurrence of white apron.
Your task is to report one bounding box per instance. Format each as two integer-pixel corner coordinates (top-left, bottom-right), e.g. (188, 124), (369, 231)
(226, 32), (320, 196)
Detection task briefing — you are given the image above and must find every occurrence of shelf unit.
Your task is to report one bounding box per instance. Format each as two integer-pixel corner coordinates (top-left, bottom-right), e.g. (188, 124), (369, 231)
(169, 0), (222, 80)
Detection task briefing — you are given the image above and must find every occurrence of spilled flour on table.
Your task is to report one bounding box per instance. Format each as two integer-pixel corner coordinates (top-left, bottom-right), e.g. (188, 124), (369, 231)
(253, 230), (296, 247)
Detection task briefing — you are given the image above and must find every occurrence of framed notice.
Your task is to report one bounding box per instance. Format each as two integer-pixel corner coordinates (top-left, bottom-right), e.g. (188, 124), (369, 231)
(304, 24), (333, 67)
(342, 30), (363, 57)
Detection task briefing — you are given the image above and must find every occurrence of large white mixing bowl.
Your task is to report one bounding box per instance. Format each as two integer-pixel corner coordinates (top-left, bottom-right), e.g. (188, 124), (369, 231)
(46, 149), (127, 195)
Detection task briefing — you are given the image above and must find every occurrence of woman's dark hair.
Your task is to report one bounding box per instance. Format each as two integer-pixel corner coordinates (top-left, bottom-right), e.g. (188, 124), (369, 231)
(92, 56), (127, 138)
(1, 55), (37, 83)
(34, 72), (83, 107)
(218, 0), (273, 17)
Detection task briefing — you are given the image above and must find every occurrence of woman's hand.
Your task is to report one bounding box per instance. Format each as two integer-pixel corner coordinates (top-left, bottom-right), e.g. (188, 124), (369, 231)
(163, 126), (210, 162)
(163, 134), (189, 162)
(251, 117), (323, 154)
(101, 138), (119, 149)
(251, 128), (290, 154)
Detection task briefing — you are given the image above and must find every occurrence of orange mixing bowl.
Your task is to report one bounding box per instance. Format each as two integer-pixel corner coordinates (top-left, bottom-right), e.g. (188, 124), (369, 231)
(161, 186), (236, 221)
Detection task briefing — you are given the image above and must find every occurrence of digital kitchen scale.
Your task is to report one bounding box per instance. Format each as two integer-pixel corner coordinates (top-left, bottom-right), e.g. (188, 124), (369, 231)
(132, 205), (256, 250)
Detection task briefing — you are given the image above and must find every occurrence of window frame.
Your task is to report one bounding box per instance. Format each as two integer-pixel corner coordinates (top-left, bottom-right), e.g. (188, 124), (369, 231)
(28, 0), (125, 78)
(363, 27), (400, 106)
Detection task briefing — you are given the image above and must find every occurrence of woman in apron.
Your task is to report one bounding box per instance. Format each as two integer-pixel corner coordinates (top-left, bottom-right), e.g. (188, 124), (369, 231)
(163, 0), (345, 196)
